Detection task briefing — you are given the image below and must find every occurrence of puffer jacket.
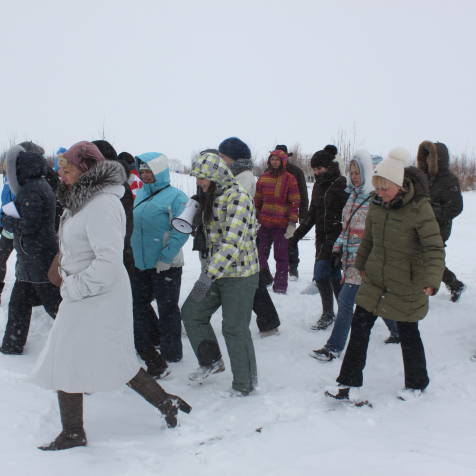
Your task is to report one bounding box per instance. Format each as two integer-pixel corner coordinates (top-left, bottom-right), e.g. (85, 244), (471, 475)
(3, 146), (58, 283)
(131, 152), (189, 270)
(416, 141), (463, 242)
(333, 150), (374, 285)
(255, 155), (300, 229)
(294, 161), (348, 260)
(191, 152), (259, 280)
(355, 167), (445, 322)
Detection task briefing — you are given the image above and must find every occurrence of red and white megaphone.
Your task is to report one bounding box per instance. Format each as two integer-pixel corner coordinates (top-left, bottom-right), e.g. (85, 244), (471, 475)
(171, 198), (200, 234)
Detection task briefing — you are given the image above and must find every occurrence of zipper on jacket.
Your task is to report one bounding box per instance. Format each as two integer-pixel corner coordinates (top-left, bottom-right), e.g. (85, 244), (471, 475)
(376, 210), (389, 311)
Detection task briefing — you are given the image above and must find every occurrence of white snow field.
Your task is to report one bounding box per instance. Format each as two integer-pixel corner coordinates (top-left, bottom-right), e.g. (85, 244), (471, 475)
(0, 173), (475, 476)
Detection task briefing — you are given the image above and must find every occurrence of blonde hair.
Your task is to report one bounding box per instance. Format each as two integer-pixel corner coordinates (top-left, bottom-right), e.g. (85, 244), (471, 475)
(372, 175), (398, 189)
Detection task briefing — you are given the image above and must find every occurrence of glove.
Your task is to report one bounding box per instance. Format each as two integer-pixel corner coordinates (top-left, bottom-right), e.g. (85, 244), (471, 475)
(284, 223), (296, 240)
(189, 272), (213, 302)
(331, 250), (343, 270)
(2, 215), (16, 233)
(156, 261), (171, 273)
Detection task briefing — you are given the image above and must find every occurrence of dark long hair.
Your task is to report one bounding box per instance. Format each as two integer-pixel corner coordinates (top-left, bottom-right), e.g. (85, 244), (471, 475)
(198, 182), (217, 224)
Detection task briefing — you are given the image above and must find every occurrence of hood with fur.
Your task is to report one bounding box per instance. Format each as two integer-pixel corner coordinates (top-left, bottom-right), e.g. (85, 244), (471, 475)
(348, 149), (374, 195)
(417, 140), (450, 177)
(58, 160), (126, 215)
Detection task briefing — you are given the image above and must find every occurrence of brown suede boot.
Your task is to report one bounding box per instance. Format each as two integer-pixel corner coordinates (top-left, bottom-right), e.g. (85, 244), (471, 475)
(38, 391), (87, 451)
(128, 368), (191, 428)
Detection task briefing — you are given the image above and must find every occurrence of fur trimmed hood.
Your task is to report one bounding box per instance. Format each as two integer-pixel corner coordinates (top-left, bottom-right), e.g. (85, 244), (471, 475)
(417, 140), (450, 177)
(58, 160), (126, 215)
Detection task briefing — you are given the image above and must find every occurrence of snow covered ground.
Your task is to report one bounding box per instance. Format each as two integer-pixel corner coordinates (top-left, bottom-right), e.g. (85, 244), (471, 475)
(1, 175), (475, 476)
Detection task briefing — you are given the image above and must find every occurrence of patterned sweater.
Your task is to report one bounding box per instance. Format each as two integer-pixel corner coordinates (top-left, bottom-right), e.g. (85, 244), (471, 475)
(254, 169), (300, 229)
(333, 186), (371, 285)
(191, 153), (259, 280)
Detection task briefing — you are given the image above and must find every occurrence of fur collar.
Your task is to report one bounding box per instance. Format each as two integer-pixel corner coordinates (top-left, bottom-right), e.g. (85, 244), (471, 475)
(58, 161), (126, 215)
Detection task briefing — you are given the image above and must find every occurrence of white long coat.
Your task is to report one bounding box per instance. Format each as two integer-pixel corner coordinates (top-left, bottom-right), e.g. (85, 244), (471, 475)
(30, 183), (140, 393)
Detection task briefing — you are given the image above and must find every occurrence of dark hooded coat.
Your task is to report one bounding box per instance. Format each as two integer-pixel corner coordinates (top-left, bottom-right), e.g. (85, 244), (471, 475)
(3, 147), (58, 283)
(293, 162), (348, 260)
(416, 141), (463, 242)
(286, 161), (309, 223)
(355, 167), (445, 322)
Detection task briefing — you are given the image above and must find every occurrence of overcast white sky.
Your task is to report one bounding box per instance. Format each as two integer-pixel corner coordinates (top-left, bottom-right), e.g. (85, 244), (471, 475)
(1, 0), (475, 162)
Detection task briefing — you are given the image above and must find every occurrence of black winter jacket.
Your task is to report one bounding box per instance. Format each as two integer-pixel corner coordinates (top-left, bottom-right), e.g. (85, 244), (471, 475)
(286, 162), (309, 223)
(417, 141), (463, 242)
(3, 149), (58, 283)
(294, 162), (348, 260)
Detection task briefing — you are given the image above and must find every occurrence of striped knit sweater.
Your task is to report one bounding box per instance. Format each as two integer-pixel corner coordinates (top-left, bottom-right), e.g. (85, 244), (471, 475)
(254, 170), (300, 229)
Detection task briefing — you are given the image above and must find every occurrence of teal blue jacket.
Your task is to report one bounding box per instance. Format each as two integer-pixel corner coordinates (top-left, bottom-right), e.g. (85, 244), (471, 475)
(131, 152), (189, 270)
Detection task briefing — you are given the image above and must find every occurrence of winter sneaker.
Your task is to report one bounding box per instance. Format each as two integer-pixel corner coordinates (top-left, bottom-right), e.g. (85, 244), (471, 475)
(384, 335), (400, 344)
(189, 358), (225, 383)
(259, 328), (280, 338)
(289, 267), (299, 281)
(38, 429), (87, 451)
(311, 312), (335, 331)
(310, 347), (340, 362)
(397, 388), (423, 401)
(448, 281), (465, 303)
(300, 281), (319, 295)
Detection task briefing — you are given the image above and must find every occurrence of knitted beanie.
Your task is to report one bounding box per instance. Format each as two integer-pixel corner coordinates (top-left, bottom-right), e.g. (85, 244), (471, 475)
(310, 145), (338, 168)
(62, 141), (105, 173)
(218, 137), (251, 161)
(373, 147), (410, 186)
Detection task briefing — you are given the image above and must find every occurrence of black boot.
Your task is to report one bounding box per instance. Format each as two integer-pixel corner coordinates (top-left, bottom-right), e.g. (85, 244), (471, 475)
(38, 391), (87, 451)
(128, 368), (191, 428)
(139, 348), (170, 379)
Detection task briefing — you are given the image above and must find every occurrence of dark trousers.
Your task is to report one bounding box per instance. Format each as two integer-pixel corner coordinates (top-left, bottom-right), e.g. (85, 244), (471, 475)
(132, 267), (183, 362)
(337, 306), (429, 390)
(0, 234), (14, 285)
(253, 270), (281, 332)
(1, 280), (61, 352)
(288, 239), (299, 271)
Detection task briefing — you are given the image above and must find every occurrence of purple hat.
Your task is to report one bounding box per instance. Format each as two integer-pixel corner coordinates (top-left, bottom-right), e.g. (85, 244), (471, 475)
(61, 141), (105, 172)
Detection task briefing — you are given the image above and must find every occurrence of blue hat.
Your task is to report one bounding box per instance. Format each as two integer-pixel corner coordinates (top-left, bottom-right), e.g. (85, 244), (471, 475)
(218, 137), (251, 161)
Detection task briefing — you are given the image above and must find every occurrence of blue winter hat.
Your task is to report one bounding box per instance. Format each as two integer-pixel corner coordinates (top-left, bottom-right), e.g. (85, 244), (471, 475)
(218, 137), (251, 161)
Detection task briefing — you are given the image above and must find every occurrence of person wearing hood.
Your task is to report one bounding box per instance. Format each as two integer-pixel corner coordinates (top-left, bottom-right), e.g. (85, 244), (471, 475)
(290, 145), (348, 330)
(255, 149), (300, 294)
(310, 150), (397, 361)
(92, 140), (135, 277)
(0, 161), (15, 304)
(30, 141), (191, 451)
(327, 148), (445, 402)
(0, 142), (62, 355)
(131, 152), (189, 375)
(417, 141), (464, 302)
(218, 137), (281, 336)
(181, 152), (259, 396)
(275, 145), (309, 280)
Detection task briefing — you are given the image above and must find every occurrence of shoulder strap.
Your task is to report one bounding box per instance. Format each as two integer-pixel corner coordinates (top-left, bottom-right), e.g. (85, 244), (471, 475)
(342, 194), (371, 234)
(133, 185), (170, 209)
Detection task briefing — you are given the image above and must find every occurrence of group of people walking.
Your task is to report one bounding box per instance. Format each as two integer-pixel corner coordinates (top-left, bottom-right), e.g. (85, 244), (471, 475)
(0, 134), (466, 449)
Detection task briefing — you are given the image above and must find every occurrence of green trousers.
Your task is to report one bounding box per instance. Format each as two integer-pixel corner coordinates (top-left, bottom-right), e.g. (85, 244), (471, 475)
(182, 273), (259, 394)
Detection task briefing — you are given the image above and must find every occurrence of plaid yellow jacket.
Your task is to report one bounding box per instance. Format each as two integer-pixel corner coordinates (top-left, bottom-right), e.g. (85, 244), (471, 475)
(191, 153), (259, 280)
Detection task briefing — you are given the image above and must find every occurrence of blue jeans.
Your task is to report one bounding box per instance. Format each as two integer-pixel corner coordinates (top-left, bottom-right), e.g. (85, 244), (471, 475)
(383, 318), (399, 337)
(326, 283), (359, 353)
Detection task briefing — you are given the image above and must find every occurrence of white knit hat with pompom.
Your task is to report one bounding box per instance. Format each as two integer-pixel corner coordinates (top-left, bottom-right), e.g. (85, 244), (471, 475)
(373, 147), (410, 186)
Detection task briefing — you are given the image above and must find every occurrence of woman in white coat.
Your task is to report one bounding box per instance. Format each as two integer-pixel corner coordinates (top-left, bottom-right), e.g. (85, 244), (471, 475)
(31, 141), (191, 451)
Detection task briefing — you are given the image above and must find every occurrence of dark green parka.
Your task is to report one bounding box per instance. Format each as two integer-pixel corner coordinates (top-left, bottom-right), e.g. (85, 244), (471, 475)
(355, 167), (445, 322)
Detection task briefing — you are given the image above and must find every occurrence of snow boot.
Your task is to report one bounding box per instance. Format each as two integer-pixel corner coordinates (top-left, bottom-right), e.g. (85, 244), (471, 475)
(128, 368), (191, 428)
(384, 335), (400, 344)
(310, 347), (339, 362)
(260, 268), (274, 287)
(447, 280), (465, 303)
(39, 391), (87, 451)
(139, 348), (170, 379)
(311, 312), (335, 331)
(289, 267), (299, 281)
(189, 358), (225, 384)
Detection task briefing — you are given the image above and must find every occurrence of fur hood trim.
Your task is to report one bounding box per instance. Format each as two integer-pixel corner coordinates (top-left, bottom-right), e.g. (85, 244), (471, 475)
(58, 160), (126, 215)
(417, 140), (450, 177)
